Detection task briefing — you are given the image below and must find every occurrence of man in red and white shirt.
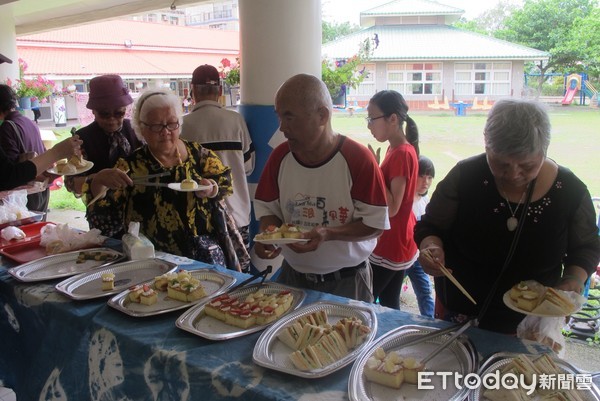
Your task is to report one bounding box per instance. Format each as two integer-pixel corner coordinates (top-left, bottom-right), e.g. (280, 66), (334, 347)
(254, 74), (389, 302)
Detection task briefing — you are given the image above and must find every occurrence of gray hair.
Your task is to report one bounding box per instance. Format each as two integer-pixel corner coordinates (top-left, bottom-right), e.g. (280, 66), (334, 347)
(276, 74), (333, 115)
(484, 98), (551, 157)
(132, 88), (183, 140)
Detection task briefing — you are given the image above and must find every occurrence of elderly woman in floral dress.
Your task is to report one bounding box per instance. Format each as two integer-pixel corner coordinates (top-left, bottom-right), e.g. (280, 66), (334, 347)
(84, 89), (233, 264)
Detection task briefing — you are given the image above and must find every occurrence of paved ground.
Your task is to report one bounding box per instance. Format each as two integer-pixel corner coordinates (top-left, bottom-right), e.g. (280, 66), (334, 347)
(46, 208), (600, 373)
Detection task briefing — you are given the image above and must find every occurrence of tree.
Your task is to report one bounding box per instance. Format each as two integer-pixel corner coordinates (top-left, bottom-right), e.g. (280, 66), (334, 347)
(321, 37), (374, 101)
(563, 8), (600, 78)
(495, 0), (596, 95)
(322, 20), (360, 43)
(453, 0), (518, 35)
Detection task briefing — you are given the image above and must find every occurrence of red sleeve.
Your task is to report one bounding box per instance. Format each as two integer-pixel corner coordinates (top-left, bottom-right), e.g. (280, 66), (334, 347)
(340, 137), (388, 207)
(255, 143), (289, 202)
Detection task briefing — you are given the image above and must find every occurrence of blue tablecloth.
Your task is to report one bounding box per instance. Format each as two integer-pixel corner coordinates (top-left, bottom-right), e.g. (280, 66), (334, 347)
(0, 253), (549, 400)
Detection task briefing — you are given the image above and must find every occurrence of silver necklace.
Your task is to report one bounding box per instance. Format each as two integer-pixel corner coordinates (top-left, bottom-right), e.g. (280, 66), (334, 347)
(502, 187), (528, 232)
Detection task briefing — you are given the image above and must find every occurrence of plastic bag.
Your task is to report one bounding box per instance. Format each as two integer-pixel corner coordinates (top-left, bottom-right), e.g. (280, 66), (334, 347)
(39, 223), (105, 254)
(0, 190), (34, 224)
(517, 315), (566, 357)
(0, 226), (26, 241)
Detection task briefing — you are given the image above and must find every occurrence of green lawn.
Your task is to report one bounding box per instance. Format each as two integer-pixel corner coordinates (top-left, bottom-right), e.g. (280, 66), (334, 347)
(49, 105), (600, 211)
(333, 104), (600, 198)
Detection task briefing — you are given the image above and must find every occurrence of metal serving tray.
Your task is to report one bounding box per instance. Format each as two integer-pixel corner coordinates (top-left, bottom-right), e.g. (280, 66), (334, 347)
(0, 211), (45, 230)
(8, 248), (124, 282)
(253, 301), (378, 379)
(108, 268), (236, 317)
(469, 352), (600, 401)
(176, 282), (305, 341)
(348, 324), (478, 401)
(55, 258), (177, 300)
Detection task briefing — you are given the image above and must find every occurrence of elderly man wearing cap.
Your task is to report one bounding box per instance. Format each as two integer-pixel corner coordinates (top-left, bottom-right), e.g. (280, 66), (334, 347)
(66, 74), (143, 237)
(181, 64), (255, 270)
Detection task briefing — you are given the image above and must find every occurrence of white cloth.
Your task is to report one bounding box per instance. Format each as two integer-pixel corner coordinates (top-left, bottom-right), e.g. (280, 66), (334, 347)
(181, 100), (255, 227)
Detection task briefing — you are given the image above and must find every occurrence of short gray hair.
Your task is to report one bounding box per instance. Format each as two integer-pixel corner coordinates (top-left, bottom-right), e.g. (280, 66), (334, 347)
(132, 88), (183, 140)
(484, 98), (551, 157)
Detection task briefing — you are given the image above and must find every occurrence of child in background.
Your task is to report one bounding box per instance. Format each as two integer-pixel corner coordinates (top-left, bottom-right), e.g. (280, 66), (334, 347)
(405, 155), (436, 317)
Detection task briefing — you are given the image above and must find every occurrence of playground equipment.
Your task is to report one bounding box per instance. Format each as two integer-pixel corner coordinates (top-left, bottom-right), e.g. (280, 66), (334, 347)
(562, 72), (598, 106)
(427, 95), (450, 110)
(562, 73), (581, 105)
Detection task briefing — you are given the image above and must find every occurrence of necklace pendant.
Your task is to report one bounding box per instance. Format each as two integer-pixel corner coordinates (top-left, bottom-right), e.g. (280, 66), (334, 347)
(507, 216), (518, 232)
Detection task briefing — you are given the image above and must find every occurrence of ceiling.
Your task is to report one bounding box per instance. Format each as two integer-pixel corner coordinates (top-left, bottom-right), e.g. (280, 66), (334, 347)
(5, 0), (212, 35)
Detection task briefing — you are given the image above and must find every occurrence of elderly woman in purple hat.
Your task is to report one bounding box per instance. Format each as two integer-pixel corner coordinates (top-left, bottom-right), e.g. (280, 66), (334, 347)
(66, 75), (143, 237)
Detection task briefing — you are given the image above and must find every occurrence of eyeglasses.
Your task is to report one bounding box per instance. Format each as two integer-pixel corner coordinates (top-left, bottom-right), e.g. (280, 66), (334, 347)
(365, 115), (386, 124)
(97, 110), (126, 119)
(141, 121), (180, 133)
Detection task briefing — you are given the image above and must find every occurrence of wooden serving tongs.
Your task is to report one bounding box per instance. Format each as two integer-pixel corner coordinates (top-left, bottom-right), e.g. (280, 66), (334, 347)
(421, 248), (477, 305)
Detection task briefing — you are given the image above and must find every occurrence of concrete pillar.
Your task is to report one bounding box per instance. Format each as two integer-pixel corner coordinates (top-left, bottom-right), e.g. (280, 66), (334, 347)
(237, 0), (321, 273)
(0, 4), (19, 82)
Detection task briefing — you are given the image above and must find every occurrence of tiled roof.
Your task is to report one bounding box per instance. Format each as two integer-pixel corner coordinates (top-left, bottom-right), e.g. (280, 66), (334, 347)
(322, 25), (549, 61)
(17, 20), (239, 78)
(18, 19), (239, 51)
(17, 48), (228, 78)
(362, 0), (464, 17)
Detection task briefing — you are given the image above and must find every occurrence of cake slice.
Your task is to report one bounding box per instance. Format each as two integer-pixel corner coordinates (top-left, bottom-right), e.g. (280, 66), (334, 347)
(204, 294), (232, 320)
(255, 225), (282, 240)
(363, 348), (405, 389)
(509, 281), (546, 311)
(128, 284), (144, 303)
(281, 223), (304, 238)
(101, 272), (115, 291)
(139, 284), (158, 306)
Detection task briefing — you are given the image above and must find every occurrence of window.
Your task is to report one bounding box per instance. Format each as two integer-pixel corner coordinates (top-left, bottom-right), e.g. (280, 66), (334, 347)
(347, 63), (375, 96)
(385, 63), (442, 95)
(454, 62), (511, 95)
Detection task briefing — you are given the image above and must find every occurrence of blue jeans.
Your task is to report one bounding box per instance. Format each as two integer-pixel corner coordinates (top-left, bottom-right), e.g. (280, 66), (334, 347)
(406, 260), (434, 318)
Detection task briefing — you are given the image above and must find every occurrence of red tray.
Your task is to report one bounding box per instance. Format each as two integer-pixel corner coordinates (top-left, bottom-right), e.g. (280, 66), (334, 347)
(0, 237), (46, 264)
(0, 221), (52, 250)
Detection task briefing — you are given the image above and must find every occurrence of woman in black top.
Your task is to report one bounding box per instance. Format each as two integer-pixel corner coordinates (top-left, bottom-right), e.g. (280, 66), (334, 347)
(415, 99), (600, 334)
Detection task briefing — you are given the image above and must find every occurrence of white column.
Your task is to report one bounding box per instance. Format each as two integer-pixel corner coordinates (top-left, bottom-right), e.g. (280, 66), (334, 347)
(239, 0), (322, 105)
(0, 4), (19, 81)
(238, 0), (322, 273)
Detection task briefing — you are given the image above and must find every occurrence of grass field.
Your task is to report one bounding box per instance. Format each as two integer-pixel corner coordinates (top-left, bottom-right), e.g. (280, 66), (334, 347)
(333, 104), (600, 198)
(48, 104), (600, 211)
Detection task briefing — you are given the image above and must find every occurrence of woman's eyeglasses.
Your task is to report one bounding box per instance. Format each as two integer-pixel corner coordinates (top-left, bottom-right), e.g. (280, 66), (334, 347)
(141, 122), (180, 133)
(97, 110), (126, 119)
(365, 115), (386, 124)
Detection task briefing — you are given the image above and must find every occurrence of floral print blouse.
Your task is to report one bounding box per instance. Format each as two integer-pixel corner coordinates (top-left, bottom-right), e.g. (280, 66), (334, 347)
(83, 140), (232, 258)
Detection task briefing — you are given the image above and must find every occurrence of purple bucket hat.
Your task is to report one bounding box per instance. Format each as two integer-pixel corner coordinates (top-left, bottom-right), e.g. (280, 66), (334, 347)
(86, 75), (133, 110)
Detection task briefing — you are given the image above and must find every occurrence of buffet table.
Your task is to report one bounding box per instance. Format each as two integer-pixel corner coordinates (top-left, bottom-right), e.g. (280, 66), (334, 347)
(0, 254), (551, 401)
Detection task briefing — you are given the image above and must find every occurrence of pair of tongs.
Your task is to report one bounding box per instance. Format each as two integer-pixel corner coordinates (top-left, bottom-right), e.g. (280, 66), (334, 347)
(419, 319), (475, 365)
(229, 266), (273, 292)
(131, 171), (171, 187)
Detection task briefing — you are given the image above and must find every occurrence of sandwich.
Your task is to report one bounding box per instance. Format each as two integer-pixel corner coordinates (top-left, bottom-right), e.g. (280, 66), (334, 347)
(533, 287), (575, 316)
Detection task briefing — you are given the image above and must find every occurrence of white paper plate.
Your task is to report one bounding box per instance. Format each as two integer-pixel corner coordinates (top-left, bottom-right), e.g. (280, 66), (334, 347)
(55, 258), (177, 300)
(348, 325), (478, 401)
(502, 291), (582, 317)
(107, 268), (236, 317)
(253, 301), (377, 378)
(47, 160), (94, 176)
(253, 237), (309, 245)
(167, 183), (212, 192)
